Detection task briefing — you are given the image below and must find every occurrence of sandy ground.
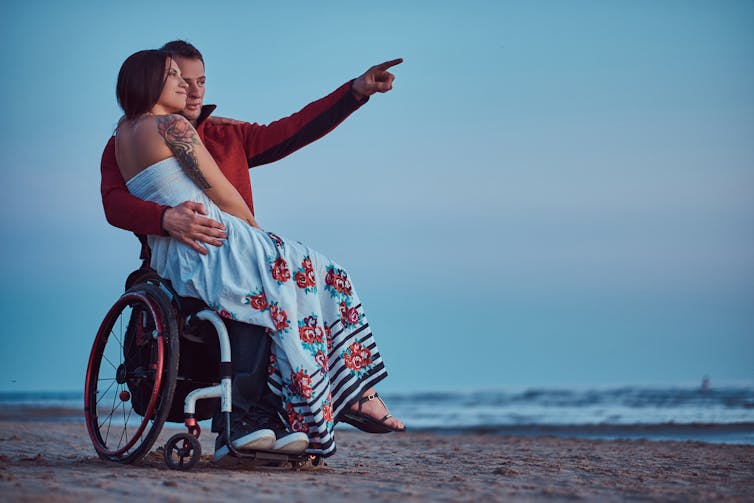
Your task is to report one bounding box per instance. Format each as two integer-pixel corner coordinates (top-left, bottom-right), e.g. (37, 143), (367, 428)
(1, 417), (753, 502)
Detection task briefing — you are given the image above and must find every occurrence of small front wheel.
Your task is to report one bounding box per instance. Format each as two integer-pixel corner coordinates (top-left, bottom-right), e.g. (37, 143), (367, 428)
(164, 433), (201, 470)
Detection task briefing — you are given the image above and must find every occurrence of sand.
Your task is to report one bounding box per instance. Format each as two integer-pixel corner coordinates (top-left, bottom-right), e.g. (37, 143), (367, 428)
(1, 412), (753, 502)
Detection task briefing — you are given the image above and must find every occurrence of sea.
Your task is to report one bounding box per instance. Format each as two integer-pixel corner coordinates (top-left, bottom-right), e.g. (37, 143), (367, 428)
(2, 385), (753, 445)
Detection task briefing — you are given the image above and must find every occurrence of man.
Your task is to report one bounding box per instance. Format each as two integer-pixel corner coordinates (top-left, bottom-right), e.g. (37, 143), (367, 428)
(100, 40), (402, 460)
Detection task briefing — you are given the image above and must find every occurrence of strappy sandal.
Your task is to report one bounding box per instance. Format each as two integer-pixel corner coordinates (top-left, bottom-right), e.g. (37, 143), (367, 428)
(339, 392), (406, 434)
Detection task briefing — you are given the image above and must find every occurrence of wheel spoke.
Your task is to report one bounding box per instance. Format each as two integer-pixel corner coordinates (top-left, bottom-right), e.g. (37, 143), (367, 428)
(102, 351), (118, 372)
(124, 407), (135, 445)
(118, 310), (125, 353)
(119, 401), (129, 450)
(113, 311), (125, 349)
(119, 310), (132, 367)
(103, 383), (121, 446)
(95, 378), (117, 407)
(109, 327), (124, 355)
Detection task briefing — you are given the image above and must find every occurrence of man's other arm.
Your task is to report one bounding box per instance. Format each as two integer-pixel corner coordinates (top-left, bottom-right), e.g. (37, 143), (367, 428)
(100, 136), (166, 236)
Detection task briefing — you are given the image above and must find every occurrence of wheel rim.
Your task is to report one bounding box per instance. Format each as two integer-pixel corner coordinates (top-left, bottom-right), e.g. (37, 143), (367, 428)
(84, 291), (166, 459)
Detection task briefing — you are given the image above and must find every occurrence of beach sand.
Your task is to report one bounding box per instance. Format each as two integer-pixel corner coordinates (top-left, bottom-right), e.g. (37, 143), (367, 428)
(1, 410), (753, 502)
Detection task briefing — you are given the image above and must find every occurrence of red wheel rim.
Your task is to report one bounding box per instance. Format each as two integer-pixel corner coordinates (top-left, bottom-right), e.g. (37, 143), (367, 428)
(84, 291), (166, 458)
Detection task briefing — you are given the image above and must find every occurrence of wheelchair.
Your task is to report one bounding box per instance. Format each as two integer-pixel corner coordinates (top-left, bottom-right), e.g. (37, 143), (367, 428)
(83, 255), (316, 470)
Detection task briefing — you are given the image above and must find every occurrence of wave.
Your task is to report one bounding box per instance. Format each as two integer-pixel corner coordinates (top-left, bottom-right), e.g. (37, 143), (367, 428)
(3, 386), (753, 444)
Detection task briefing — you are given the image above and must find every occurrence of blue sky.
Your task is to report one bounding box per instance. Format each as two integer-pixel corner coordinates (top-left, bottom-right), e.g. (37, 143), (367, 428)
(1, 1), (752, 392)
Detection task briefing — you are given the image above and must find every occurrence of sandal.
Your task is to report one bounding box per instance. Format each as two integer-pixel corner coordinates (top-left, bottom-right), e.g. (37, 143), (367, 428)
(339, 392), (406, 434)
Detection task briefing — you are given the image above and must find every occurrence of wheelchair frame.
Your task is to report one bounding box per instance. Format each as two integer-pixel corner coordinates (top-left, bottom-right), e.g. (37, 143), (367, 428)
(83, 268), (315, 470)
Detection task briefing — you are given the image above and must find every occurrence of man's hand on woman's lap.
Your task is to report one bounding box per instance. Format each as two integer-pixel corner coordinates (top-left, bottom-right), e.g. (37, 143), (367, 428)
(162, 201), (227, 254)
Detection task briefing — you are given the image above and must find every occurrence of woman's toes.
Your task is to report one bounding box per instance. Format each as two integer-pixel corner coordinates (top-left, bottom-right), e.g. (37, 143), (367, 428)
(385, 416), (404, 430)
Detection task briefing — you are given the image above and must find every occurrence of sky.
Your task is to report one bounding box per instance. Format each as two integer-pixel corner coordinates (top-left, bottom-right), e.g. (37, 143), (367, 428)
(1, 1), (752, 393)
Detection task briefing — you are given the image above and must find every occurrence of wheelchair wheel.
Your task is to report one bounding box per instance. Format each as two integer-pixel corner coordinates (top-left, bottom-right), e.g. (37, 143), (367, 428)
(84, 283), (179, 464)
(164, 432), (201, 470)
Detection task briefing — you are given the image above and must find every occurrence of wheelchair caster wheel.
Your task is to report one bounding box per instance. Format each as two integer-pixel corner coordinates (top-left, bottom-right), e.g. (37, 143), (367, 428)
(309, 455), (323, 466)
(164, 433), (201, 470)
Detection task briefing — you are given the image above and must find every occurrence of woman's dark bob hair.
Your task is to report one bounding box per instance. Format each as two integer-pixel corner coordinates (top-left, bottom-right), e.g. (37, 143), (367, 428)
(116, 49), (172, 120)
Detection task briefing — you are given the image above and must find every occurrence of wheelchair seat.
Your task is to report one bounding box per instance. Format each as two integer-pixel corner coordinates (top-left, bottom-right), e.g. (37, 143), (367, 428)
(124, 266), (208, 319)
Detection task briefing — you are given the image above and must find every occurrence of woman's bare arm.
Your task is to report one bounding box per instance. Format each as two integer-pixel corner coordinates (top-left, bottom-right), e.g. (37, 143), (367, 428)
(156, 114), (259, 227)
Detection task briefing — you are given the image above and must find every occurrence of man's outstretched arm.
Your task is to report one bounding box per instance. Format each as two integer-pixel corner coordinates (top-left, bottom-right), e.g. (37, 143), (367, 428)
(221, 58), (403, 168)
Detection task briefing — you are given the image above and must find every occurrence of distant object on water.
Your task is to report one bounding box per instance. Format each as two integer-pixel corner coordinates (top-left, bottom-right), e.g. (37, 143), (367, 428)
(701, 375), (710, 390)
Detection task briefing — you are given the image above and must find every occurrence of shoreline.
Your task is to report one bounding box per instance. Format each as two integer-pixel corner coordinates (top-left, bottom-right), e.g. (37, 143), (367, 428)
(2, 405), (752, 445)
(1, 413), (753, 501)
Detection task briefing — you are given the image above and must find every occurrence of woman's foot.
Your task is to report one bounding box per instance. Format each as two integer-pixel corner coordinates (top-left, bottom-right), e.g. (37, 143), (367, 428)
(341, 388), (405, 433)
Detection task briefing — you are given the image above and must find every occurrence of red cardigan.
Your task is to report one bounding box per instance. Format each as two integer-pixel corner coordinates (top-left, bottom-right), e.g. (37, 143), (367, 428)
(101, 81), (367, 236)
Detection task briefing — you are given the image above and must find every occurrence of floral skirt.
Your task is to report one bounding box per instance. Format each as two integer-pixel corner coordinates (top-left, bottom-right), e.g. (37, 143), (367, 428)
(152, 228), (387, 457)
(132, 159), (387, 456)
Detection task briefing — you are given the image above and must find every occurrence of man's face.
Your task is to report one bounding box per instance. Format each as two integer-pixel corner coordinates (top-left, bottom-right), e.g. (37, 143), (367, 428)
(174, 56), (206, 124)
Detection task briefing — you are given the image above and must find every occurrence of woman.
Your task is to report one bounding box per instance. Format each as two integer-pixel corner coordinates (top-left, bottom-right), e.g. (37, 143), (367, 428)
(114, 49), (404, 458)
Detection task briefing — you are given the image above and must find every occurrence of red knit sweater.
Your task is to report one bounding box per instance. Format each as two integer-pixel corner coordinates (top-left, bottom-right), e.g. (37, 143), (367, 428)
(101, 81), (366, 236)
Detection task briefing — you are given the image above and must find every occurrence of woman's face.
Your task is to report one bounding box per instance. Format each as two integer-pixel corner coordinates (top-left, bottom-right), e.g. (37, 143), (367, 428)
(156, 58), (188, 113)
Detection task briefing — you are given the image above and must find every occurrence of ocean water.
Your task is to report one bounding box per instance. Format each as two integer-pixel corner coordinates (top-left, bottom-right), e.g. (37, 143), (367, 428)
(385, 385), (754, 445)
(2, 386), (753, 444)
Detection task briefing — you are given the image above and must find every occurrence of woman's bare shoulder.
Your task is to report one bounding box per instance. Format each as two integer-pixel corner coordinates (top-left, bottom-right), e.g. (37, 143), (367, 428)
(116, 116), (175, 177)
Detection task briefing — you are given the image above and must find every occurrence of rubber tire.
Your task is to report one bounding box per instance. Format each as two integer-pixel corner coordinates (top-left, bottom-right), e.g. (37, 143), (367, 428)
(84, 283), (179, 464)
(164, 433), (202, 470)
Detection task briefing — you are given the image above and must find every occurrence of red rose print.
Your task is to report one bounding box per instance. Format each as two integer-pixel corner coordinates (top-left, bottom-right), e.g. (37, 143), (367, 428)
(271, 257), (291, 283)
(339, 302), (360, 326)
(325, 325), (332, 352)
(299, 325), (317, 344)
(314, 349), (328, 372)
(333, 275), (345, 292)
(295, 271), (308, 289)
(322, 399), (333, 422)
(298, 315), (324, 344)
(246, 291), (268, 311)
(270, 304), (290, 331)
(289, 369), (313, 399)
(344, 342), (373, 371)
(295, 258), (316, 291)
(286, 403), (309, 433)
(347, 307), (360, 326)
(325, 267), (353, 297)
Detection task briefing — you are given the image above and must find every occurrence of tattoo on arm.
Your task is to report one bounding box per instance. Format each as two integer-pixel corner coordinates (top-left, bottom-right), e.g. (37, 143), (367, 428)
(156, 115), (211, 190)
